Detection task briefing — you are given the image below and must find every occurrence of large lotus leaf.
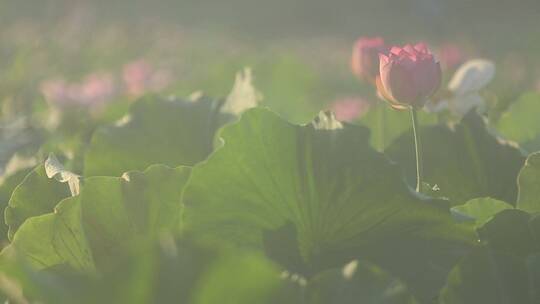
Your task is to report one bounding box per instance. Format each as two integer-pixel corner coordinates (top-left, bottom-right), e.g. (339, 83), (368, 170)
(359, 102), (437, 151)
(517, 152), (540, 213)
(182, 108), (474, 301)
(528, 254), (540, 300)
(4, 164), (71, 240)
(80, 165), (191, 268)
(84, 96), (229, 177)
(1, 165), (191, 272)
(307, 260), (417, 304)
(263, 222), (309, 275)
(1, 213), (67, 270)
(496, 92), (540, 152)
(386, 111), (525, 205)
(1, 237), (300, 304)
(1, 196), (94, 272)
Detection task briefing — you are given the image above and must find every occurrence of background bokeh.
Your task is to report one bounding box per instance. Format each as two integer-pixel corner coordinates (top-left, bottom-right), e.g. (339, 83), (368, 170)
(1, 0), (539, 122)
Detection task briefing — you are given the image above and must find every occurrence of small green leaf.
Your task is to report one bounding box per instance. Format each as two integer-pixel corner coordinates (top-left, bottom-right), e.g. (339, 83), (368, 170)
(451, 197), (513, 227)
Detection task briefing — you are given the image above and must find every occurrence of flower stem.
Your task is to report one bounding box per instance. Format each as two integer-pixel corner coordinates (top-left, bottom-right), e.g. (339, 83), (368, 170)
(410, 107), (423, 192)
(376, 103), (386, 151)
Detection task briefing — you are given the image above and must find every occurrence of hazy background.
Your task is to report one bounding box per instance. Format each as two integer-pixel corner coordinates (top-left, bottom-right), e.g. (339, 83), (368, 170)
(1, 0), (539, 122)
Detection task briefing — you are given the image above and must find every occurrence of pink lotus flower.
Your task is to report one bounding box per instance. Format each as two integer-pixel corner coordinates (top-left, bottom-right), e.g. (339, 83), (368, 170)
(330, 97), (370, 122)
(351, 37), (388, 83)
(377, 43), (442, 109)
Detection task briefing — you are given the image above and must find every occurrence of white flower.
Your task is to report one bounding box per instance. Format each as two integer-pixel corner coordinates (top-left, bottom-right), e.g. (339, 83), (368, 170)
(449, 59), (495, 95)
(45, 153), (80, 196)
(221, 67), (262, 116)
(312, 111), (343, 130)
(425, 59), (495, 116)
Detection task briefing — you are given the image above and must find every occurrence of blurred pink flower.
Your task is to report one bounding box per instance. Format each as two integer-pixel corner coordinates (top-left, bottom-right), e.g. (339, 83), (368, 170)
(351, 37), (388, 84)
(40, 73), (116, 108)
(123, 60), (172, 96)
(438, 43), (465, 70)
(330, 97), (370, 122)
(123, 60), (151, 96)
(40, 79), (69, 105)
(76, 73), (116, 106)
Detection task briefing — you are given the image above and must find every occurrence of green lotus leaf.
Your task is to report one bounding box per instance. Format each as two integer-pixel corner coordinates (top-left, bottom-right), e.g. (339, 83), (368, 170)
(182, 108), (474, 301)
(84, 96), (230, 177)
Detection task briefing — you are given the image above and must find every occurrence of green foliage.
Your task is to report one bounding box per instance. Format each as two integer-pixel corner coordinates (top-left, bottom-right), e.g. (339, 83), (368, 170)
(496, 92), (540, 152)
(4, 164), (71, 240)
(182, 108), (474, 301)
(441, 209), (540, 303)
(0, 91), (538, 303)
(451, 197), (513, 228)
(1, 5), (540, 302)
(2, 237), (299, 304)
(440, 248), (538, 304)
(386, 112), (525, 205)
(2, 165), (190, 273)
(308, 260), (417, 304)
(84, 96), (230, 177)
(477, 209), (540, 256)
(517, 152), (540, 213)
(256, 55), (327, 124)
(0, 166), (33, 242)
